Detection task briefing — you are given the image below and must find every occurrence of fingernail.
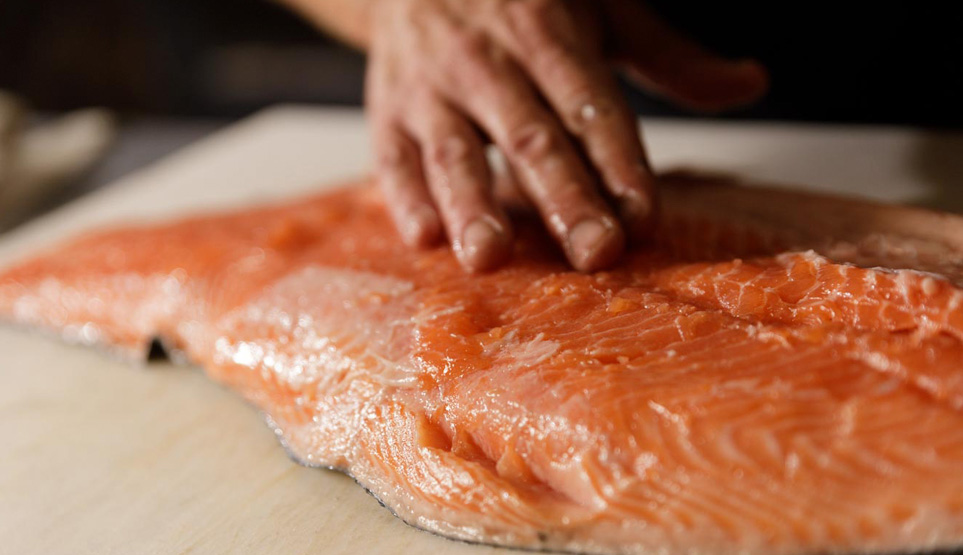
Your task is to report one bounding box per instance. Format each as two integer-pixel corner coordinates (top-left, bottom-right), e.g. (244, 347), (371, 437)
(456, 218), (509, 272)
(568, 217), (624, 272)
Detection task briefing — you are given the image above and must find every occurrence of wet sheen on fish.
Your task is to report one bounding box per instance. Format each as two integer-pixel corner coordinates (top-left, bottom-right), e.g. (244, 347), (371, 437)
(1, 174), (962, 555)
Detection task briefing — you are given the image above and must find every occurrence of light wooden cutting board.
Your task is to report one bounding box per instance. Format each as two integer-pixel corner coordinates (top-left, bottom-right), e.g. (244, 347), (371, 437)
(1, 106), (961, 555)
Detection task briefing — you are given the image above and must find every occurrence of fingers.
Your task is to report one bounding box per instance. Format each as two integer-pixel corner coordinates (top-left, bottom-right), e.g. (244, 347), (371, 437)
(404, 98), (513, 272)
(491, 0), (658, 240)
(361, 0), (769, 273)
(439, 26), (625, 271)
(498, 118), (625, 272)
(602, 0), (769, 112)
(487, 146), (533, 213)
(367, 25), (444, 250)
(371, 123), (443, 248)
(480, 102), (625, 272)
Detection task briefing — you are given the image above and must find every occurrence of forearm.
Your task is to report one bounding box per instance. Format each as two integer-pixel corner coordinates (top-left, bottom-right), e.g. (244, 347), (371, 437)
(275, 0), (377, 50)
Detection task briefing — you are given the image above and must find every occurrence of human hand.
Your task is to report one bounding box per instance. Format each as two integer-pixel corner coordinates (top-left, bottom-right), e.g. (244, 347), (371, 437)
(365, 0), (768, 271)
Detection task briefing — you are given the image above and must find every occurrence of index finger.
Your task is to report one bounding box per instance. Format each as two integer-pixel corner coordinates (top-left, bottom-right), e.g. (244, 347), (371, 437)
(490, 1), (658, 240)
(430, 24), (625, 271)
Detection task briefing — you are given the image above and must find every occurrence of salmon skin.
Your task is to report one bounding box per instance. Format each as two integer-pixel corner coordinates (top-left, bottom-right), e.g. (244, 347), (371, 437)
(1, 173), (963, 555)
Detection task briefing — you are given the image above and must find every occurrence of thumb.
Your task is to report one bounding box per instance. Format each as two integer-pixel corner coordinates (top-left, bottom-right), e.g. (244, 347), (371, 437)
(602, 1), (769, 113)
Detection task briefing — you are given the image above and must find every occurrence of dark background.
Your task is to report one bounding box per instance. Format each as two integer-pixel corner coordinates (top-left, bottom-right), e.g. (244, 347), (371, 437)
(1, 0), (961, 126)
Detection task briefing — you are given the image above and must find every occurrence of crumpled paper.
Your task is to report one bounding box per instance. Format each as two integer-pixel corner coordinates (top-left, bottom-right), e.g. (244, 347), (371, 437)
(0, 91), (116, 229)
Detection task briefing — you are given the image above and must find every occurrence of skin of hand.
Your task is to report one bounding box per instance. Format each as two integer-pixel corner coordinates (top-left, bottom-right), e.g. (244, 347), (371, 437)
(280, 0), (769, 272)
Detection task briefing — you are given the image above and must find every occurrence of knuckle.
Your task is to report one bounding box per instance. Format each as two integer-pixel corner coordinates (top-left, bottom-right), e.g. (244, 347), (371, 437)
(451, 29), (491, 62)
(406, 1), (446, 36)
(502, 0), (555, 51)
(506, 122), (559, 161)
(566, 94), (619, 132)
(502, 0), (583, 56)
(376, 137), (411, 172)
(443, 30), (501, 86)
(506, 0), (555, 32)
(426, 135), (473, 169)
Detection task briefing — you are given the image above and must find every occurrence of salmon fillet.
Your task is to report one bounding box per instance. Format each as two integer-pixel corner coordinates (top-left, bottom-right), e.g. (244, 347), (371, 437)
(1, 173), (963, 554)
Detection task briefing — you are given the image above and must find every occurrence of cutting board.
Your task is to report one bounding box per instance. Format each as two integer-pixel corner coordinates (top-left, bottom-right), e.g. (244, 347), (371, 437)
(2, 106), (961, 555)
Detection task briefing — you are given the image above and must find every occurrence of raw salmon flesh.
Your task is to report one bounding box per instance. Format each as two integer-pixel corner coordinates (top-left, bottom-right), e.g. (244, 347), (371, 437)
(1, 173), (963, 554)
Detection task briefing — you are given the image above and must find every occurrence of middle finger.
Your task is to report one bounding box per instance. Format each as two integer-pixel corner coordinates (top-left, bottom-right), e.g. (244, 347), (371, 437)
(404, 95), (514, 272)
(490, 0), (658, 239)
(435, 26), (625, 271)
